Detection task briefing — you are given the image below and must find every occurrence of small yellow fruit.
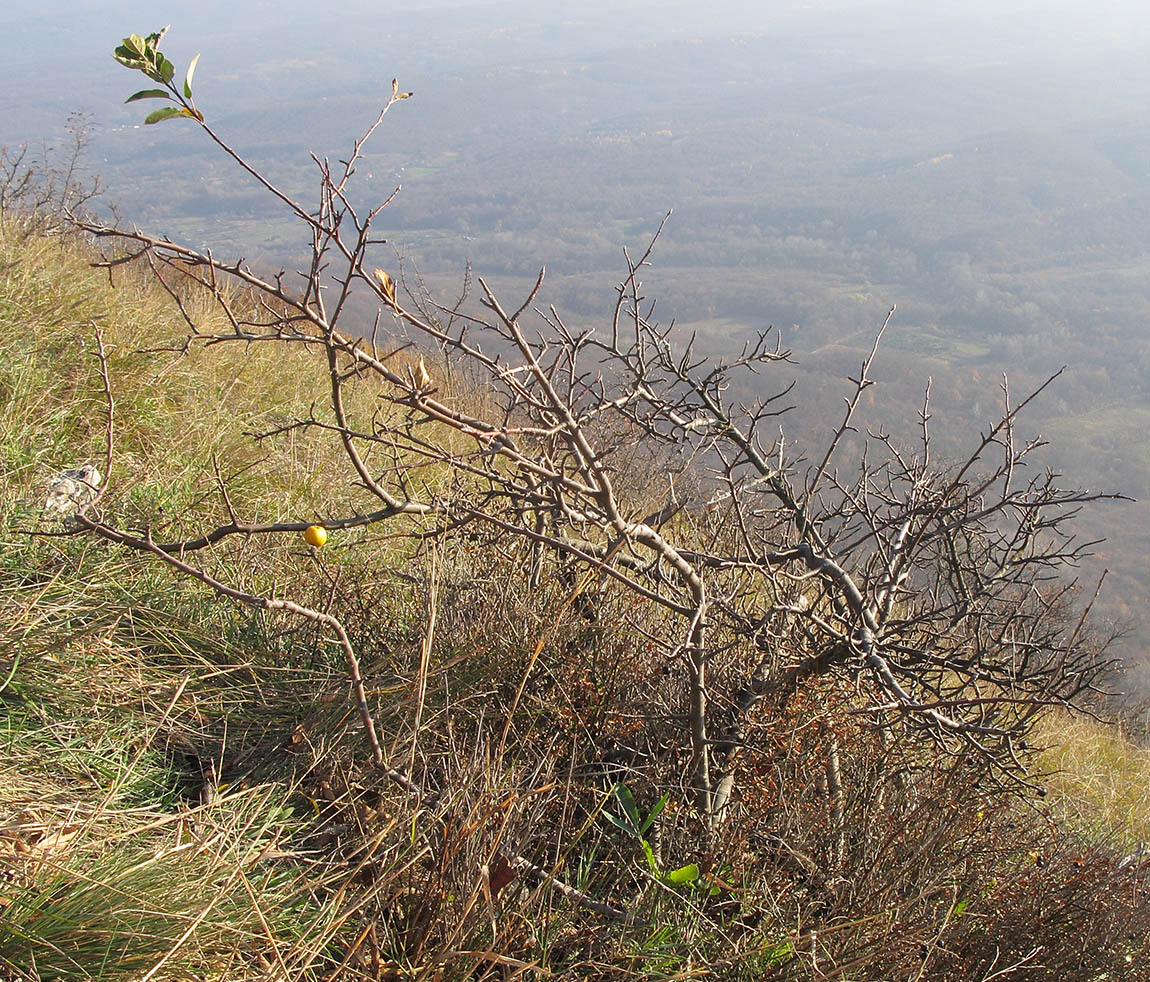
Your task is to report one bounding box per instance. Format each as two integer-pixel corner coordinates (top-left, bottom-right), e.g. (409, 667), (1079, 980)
(304, 525), (328, 547)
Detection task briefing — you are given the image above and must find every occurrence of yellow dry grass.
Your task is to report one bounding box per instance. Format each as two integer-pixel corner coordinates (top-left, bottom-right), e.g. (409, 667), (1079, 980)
(1037, 708), (1150, 848)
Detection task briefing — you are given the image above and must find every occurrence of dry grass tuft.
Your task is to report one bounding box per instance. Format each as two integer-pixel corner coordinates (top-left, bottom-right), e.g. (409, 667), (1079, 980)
(1037, 708), (1150, 847)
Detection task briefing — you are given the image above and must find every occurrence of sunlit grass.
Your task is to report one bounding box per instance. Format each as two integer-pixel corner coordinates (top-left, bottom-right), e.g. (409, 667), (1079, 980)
(1037, 708), (1150, 849)
(3, 215), (1150, 979)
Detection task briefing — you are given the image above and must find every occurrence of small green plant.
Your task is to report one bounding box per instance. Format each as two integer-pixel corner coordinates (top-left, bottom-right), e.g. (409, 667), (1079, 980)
(602, 783), (703, 888)
(113, 26), (202, 124)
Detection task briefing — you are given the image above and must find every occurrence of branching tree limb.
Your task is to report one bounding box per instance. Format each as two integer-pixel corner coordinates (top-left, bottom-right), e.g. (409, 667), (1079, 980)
(51, 31), (1128, 834)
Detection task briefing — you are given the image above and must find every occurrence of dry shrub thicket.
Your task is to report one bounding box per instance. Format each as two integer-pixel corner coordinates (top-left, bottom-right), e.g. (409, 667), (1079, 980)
(2, 27), (1150, 981)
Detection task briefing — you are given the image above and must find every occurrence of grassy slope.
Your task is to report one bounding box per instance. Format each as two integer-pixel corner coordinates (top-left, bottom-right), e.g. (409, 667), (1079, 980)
(2, 225), (1150, 980)
(0, 227), (398, 980)
(1039, 710), (1150, 849)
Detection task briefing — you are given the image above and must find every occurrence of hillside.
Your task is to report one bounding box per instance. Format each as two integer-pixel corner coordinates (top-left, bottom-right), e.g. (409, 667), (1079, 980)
(1, 195), (1150, 979)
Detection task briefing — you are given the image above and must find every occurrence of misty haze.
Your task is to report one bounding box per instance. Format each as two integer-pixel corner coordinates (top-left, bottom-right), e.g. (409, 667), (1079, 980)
(7, 3), (1150, 673)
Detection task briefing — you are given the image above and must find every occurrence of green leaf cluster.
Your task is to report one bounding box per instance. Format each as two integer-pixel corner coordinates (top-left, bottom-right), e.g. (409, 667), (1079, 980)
(113, 28), (175, 84)
(113, 27), (203, 124)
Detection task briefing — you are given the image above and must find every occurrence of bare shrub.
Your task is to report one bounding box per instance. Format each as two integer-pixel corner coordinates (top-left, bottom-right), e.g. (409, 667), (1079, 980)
(11, 26), (1136, 978)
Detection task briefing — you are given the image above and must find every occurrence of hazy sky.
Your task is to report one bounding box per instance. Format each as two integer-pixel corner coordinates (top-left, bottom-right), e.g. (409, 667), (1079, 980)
(4, 0), (1145, 132)
(8, 0), (1150, 122)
